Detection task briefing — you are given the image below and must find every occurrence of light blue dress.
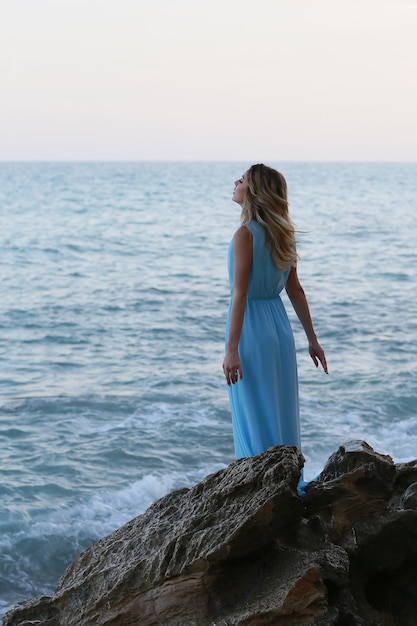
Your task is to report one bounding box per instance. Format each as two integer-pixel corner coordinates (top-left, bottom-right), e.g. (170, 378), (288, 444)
(226, 220), (301, 458)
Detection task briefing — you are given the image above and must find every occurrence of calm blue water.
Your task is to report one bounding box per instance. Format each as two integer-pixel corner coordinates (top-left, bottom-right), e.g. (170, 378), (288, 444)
(1, 161), (417, 616)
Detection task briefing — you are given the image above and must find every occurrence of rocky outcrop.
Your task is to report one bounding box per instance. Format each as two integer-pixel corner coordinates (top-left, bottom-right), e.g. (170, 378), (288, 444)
(4, 441), (417, 626)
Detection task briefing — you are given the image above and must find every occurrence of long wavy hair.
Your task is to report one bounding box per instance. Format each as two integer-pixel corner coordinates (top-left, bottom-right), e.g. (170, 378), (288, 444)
(241, 163), (297, 270)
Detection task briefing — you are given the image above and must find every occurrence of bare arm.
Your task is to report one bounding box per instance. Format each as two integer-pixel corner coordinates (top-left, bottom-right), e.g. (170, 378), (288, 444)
(285, 265), (328, 373)
(222, 226), (252, 385)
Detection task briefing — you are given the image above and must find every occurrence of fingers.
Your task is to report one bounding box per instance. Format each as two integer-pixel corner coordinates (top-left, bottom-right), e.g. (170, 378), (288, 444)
(316, 358), (327, 373)
(315, 352), (328, 374)
(310, 348), (329, 374)
(222, 364), (243, 386)
(319, 352), (329, 374)
(317, 349), (328, 374)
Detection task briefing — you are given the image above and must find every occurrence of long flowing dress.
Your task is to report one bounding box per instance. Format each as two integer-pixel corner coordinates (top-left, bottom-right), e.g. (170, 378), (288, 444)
(226, 220), (301, 459)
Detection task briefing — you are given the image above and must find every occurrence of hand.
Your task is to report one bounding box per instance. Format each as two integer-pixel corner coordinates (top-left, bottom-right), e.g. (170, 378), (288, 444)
(222, 349), (243, 386)
(308, 339), (328, 374)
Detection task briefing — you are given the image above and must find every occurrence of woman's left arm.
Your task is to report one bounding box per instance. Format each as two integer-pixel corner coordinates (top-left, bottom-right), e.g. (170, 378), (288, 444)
(285, 265), (328, 374)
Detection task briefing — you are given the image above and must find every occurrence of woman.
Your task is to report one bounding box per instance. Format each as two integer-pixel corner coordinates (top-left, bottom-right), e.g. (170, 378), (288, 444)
(223, 164), (328, 464)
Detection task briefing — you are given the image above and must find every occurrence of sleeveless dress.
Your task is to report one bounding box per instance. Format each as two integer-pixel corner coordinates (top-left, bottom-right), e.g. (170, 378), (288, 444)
(226, 220), (301, 459)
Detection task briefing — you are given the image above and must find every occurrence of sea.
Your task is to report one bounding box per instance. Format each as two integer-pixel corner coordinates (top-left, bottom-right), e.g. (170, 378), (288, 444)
(1, 161), (416, 617)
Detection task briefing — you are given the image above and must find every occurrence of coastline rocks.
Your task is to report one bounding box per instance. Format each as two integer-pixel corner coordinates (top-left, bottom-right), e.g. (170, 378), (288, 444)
(4, 441), (417, 626)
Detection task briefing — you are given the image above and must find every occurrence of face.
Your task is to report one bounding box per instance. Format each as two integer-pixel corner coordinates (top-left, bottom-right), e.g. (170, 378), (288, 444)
(232, 170), (249, 206)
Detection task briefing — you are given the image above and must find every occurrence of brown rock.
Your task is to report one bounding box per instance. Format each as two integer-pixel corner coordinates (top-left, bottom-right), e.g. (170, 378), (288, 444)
(303, 440), (396, 541)
(5, 440), (417, 626)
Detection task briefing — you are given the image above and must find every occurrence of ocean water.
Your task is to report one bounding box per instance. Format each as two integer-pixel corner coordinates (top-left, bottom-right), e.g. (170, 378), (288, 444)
(1, 161), (417, 616)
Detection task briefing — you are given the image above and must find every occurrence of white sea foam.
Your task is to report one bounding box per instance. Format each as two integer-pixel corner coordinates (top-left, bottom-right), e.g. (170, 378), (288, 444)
(0, 464), (224, 617)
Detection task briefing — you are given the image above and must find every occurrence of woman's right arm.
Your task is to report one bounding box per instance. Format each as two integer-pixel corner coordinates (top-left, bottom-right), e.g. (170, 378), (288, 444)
(285, 265), (328, 374)
(222, 226), (252, 386)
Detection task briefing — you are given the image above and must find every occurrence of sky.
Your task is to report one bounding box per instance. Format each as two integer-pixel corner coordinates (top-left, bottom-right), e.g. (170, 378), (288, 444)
(1, 0), (417, 161)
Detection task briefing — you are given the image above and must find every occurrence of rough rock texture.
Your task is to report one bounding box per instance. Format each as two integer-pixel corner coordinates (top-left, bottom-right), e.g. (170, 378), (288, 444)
(4, 441), (417, 626)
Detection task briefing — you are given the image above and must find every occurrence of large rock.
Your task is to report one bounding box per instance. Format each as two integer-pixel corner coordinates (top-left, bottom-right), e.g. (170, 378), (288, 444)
(4, 441), (417, 626)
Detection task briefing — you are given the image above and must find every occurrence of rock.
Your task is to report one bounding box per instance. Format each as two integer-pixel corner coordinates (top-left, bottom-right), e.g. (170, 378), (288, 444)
(303, 440), (396, 541)
(4, 441), (417, 626)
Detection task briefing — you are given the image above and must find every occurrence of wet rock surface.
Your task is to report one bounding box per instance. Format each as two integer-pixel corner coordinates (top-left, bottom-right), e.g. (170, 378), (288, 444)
(4, 441), (417, 625)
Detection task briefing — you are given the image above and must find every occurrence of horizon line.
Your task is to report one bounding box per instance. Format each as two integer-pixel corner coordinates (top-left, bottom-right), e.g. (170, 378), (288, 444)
(0, 159), (416, 165)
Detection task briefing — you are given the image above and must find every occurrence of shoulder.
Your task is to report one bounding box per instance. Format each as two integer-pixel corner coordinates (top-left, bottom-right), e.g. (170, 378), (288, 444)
(242, 220), (265, 243)
(242, 220), (261, 235)
(233, 225), (253, 262)
(234, 224), (253, 243)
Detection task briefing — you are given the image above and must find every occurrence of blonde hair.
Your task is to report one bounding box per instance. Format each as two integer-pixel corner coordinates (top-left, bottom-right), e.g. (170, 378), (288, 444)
(241, 163), (297, 270)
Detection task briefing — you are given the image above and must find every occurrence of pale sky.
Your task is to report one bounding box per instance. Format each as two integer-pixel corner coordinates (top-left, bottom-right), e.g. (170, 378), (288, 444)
(1, 0), (417, 161)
